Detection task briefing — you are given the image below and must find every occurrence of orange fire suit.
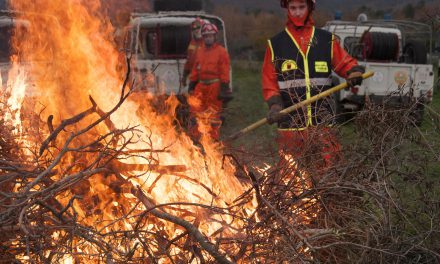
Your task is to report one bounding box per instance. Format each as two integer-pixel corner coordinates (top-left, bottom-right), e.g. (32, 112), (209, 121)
(189, 43), (230, 141)
(183, 38), (204, 79)
(262, 17), (359, 168)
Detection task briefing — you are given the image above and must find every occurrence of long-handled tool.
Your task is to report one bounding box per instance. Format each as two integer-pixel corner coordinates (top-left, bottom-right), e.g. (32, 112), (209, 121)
(226, 71), (375, 141)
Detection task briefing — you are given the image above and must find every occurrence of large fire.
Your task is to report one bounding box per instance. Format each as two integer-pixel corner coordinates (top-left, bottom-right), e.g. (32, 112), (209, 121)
(2, 0), (320, 262)
(4, 0), (254, 261)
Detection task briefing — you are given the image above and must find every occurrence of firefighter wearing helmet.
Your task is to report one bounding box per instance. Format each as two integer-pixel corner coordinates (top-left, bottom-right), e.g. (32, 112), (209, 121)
(187, 22), (232, 141)
(182, 18), (205, 87)
(262, 0), (365, 167)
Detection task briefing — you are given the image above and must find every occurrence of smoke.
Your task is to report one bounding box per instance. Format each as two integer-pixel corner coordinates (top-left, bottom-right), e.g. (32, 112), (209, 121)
(101, 0), (150, 27)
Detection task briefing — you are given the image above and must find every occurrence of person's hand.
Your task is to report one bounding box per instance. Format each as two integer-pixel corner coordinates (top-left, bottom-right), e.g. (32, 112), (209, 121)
(346, 65), (366, 87)
(267, 104), (288, 125)
(218, 82), (233, 103)
(346, 71), (363, 87)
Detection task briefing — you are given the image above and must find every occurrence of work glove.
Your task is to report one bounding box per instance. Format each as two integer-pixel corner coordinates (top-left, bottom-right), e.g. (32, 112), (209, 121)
(346, 65), (366, 87)
(267, 104), (288, 125)
(188, 81), (198, 95)
(218, 82), (233, 103)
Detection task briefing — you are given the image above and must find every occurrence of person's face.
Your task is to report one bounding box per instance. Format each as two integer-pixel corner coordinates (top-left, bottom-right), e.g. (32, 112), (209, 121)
(203, 34), (215, 46)
(288, 0), (308, 18)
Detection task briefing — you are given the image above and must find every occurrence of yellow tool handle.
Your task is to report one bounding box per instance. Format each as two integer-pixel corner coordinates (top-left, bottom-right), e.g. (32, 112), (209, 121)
(226, 71), (375, 141)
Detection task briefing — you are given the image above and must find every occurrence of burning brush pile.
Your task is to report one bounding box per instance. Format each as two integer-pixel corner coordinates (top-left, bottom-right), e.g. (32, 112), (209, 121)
(0, 0), (255, 263)
(1, 0), (440, 263)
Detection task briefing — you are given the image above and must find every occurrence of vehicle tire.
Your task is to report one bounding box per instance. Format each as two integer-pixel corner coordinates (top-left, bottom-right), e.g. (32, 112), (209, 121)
(403, 41), (428, 64)
(154, 0), (203, 12)
(360, 31), (399, 61)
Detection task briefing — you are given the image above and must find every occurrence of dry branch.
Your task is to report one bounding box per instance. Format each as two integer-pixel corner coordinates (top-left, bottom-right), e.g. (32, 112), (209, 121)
(2, 62), (440, 263)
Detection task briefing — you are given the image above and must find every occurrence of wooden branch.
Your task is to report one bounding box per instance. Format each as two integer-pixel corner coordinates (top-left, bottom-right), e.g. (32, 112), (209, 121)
(88, 95), (119, 147)
(39, 106), (96, 156)
(109, 160), (187, 174)
(123, 149), (171, 154)
(39, 54), (133, 157)
(130, 186), (233, 264)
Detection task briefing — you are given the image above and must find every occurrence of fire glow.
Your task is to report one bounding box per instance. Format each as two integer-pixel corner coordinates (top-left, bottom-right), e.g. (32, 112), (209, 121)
(3, 0), (319, 262)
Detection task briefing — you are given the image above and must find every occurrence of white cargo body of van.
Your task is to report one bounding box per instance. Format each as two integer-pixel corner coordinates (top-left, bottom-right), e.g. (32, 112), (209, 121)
(323, 20), (435, 124)
(126, 11), (229, 95)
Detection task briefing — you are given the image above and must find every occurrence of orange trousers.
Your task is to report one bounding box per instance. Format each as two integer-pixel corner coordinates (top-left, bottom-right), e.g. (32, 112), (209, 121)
(277, 127), (341, 170)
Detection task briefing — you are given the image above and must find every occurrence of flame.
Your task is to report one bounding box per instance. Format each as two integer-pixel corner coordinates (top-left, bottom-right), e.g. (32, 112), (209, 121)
(281, 154), (320, 221)
(3, 57), (27, 133)
(7, 0), (253, 261)
(6, 0), (320, 261)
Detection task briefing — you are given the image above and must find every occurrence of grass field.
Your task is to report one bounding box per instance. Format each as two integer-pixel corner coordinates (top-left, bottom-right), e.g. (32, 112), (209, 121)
(221, 61), (276, 153)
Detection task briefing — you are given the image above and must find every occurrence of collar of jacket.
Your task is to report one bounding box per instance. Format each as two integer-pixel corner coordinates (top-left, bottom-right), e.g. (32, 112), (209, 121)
(204, 42), (219, 50)
(286, 14), (315, 31)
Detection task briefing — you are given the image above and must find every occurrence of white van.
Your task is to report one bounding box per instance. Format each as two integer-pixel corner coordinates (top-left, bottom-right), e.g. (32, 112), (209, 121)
(323, 19), (435, 124)
(125, 3), (230, 96)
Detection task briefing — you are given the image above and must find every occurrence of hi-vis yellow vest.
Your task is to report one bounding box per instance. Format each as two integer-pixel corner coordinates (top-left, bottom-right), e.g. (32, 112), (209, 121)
(268, 27), (335, 130)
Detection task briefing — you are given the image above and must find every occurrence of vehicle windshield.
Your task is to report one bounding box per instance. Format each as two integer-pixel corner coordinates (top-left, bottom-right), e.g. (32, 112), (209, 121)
(343, 36), (362, 58)
(131, 18), (225, 60)
(138, 25), (191, 59)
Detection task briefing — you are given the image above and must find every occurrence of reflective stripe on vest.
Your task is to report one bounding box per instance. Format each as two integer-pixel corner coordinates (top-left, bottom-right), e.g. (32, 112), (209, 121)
(285, 27), (314, 126)
(278, 78), (332, 90)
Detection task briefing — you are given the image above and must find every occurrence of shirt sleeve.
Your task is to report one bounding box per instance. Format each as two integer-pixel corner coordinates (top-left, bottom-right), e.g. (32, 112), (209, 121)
(262, 44), (280, 102)
(331, 36), (359, 78)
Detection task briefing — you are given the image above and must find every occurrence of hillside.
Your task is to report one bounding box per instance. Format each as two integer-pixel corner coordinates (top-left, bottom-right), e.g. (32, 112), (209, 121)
(211, 0), (437, 13)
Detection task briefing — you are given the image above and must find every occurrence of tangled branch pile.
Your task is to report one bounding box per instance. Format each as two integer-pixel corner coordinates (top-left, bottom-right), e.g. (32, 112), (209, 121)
(238, 99), (440, 263)
(0, 74), (256, 263)
(1, 80), (440, 263)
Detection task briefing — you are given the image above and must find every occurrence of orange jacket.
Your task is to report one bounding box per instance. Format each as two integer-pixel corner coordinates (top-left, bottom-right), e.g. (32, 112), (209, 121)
(262, 19), (358, 102)
(189, 43), (230, 83)
(184, 38), (204, 76)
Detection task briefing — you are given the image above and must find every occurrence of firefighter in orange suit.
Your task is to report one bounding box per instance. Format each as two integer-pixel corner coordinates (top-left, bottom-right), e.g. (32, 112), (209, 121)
(262, 0), (365, 168)
(188, 22), (232, 141)
(182, 18), (205, 87)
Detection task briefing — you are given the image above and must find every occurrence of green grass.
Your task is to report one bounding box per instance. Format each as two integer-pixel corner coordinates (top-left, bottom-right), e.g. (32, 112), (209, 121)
(221, 61), (277, 153)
